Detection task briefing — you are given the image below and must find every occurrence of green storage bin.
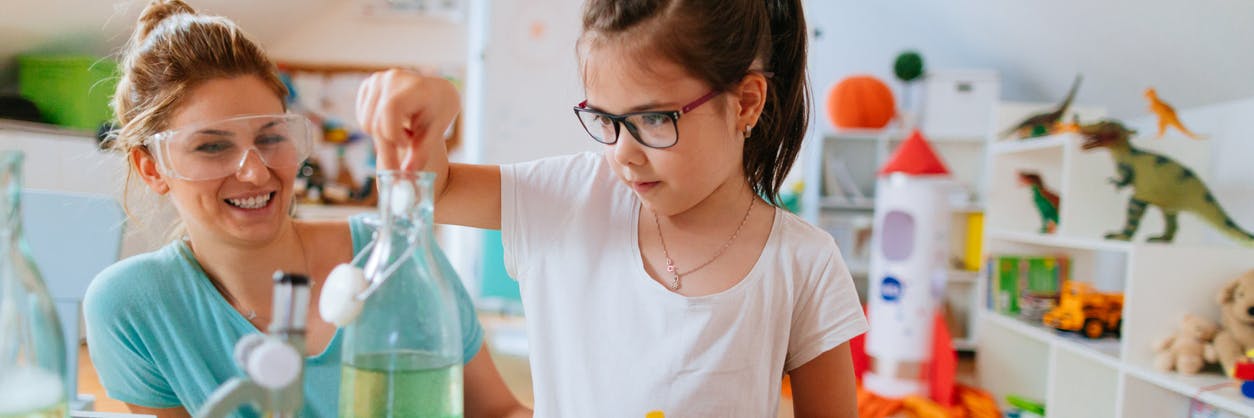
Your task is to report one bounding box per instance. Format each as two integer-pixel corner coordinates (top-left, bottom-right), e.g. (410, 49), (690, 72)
(17, 55), (119, 130)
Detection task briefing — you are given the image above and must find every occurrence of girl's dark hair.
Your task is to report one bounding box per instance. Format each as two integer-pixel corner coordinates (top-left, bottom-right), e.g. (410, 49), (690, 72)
(580, 0), (810, 204)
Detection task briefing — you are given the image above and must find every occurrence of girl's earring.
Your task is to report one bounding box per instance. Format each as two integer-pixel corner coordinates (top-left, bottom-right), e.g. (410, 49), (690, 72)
(743, 125), (753, 139)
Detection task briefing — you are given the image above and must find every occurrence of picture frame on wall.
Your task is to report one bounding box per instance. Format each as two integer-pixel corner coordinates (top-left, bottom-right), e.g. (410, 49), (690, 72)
(359, 0), (464, 22)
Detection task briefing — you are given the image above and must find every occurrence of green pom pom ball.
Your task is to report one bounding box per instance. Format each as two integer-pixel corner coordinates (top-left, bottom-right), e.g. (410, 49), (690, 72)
(894, 51), (924, 83)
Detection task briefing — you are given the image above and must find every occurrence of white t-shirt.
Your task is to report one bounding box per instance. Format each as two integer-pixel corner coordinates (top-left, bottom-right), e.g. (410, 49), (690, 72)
(501, 152), (868, 417)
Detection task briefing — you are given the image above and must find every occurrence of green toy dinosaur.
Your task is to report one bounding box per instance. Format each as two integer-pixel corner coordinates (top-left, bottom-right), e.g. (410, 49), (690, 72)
(1018, 171), (1060, 234)
(1000, 75), (1083, 140)
(1078, 120), (1254, 245)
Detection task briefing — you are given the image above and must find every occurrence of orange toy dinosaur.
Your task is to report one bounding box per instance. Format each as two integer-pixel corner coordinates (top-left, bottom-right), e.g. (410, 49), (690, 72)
(1052, 115), (1081, 134)
(1145, 87), (1204, 140)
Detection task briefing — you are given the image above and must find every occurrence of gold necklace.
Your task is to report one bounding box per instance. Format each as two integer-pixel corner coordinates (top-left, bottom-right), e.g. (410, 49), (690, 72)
(651, 195), (755, 291)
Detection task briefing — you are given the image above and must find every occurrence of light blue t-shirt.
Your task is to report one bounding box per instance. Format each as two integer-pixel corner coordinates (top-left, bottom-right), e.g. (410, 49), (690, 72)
(83, 215), (483, 417)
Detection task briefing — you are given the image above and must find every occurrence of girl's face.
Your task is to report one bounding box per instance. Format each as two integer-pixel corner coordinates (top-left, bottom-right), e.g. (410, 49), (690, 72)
(138, 75), (296, 245)
(582, 44), (750, 216)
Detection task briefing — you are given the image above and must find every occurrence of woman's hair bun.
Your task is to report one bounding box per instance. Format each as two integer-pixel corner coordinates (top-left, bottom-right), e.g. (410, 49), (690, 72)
(135, 0), (197, 42)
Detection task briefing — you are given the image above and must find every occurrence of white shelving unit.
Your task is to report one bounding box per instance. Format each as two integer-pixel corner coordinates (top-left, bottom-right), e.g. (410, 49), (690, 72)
(797, 117), (993, 351)
(977, 131), (1254, 417)
(810, 127), (989, 207)
(799, 124), (991, 351)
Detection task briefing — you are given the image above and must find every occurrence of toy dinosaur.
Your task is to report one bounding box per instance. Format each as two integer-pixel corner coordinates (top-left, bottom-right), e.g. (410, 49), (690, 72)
(1018, 171), (1060, 234)
(1000, 75), (1082, 139)
(1052, 114), (1082, 134)
(1078, 120), (1253, 245)
(1145, 87), (1204, 140)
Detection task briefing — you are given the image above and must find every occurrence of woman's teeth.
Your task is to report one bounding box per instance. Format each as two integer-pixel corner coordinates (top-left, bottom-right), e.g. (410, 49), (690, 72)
(227, 193), (272, 209)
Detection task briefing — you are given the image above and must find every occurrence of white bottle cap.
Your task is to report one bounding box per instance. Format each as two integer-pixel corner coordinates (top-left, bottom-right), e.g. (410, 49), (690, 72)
(233, 333), (267, 370)
(246, 340), (302, 390)
(319, 263), (367, 326)
(390, 180), (416, 216)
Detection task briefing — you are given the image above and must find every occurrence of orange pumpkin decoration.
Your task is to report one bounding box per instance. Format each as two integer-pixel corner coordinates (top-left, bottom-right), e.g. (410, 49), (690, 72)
(827, 75), (896, 129)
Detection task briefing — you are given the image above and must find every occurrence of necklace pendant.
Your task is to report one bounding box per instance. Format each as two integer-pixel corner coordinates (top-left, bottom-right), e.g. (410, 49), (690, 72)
(664, 258), (681, 290)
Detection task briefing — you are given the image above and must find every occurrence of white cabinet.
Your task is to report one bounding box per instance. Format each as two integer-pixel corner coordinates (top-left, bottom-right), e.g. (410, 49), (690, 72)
(0, 121), (177, 259)
(976, 132), (1254, 417)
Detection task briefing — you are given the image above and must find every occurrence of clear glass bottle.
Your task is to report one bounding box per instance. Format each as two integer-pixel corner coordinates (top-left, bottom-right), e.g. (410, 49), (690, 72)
(338, 171), (464, 418)
(0, 150), (68, 418)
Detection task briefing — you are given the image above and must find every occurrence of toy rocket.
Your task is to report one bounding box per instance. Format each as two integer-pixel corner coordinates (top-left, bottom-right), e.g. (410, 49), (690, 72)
(863, 129), (954, 398)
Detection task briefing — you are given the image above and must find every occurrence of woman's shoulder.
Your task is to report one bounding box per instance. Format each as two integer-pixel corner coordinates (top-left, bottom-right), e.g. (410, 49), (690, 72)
(298, 218), (353, 238)
(92, 241), (188, 288)
(297, 217), (358, 255)
(84, 241), (192, 319)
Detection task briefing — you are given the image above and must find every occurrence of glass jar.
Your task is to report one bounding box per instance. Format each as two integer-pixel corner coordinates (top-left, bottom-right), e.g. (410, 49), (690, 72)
(338, 171), (463, 418)
(0, 150), (68, 418)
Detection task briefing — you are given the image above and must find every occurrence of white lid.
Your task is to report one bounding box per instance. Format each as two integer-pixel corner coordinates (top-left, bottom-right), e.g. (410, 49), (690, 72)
(233, 333), (268, 370)
(390, 181), (416, 216)
(246, 340), (302, 390)
(319, 263), (367, 326)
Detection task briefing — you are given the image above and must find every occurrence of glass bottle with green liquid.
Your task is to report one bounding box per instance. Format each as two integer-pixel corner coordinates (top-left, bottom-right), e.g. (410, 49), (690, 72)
(321, 171), (463, 418)
(0, 150), (68, 418)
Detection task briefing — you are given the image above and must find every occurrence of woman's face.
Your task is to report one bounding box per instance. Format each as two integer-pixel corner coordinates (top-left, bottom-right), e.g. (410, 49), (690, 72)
(149, 75), (296, 246)
(581, 44), (748, 216)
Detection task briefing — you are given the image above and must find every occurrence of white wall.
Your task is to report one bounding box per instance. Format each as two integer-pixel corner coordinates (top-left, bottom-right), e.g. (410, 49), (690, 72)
(6, 0), (1254, 119)
(803, 0), (1254, 126)
(470, 0), (597, 165)
(268, 1), (467, 69)
(0, 124), (175, 259)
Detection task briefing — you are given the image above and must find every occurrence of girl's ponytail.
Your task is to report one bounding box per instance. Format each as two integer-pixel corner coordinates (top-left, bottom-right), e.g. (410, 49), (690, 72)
(746, 0), (809, 204)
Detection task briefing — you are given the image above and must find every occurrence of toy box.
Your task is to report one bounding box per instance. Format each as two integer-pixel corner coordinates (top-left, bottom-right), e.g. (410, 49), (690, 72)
(988, 255), (1070, 320)
(919, 69), (1000, 139)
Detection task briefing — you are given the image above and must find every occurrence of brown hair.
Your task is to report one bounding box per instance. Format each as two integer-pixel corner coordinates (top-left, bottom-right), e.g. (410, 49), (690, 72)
(579, 0), (810, 204)
(110, 0), (287, 158)
(108, 0), (287, 227)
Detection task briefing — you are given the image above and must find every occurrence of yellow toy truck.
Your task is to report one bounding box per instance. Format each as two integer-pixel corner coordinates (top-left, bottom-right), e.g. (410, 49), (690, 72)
(1042, 281), (1124, 339)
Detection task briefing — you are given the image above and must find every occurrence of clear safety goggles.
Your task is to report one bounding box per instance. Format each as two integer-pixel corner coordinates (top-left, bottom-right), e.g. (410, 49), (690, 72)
(145, 114), (316, 181)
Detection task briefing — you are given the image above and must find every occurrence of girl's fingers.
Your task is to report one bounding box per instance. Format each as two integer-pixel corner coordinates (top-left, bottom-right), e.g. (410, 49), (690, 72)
(354, 68), (454, 172)
(356, 73), (381, 137)
(401, 112), (429, 171)
(378, 71), (417, 148)
(358, 73), (403, 171)
(375, 140), (401, 171)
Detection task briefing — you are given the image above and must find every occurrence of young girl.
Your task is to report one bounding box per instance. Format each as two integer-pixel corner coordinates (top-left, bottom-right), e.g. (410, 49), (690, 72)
(357, 0), (867, 416)
(83, 1), (530, 417)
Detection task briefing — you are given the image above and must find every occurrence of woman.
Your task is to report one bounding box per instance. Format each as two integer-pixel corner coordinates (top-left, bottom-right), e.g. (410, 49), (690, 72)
(83, 1), (530, 417)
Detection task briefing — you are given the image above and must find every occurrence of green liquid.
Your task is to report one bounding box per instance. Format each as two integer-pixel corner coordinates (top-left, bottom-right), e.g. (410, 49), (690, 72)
(339, 351), (463, 418)
(0, 402), (66, 418)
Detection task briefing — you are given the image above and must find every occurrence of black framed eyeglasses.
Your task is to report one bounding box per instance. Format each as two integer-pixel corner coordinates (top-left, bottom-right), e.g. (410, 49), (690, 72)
(572, 89), (721, 149)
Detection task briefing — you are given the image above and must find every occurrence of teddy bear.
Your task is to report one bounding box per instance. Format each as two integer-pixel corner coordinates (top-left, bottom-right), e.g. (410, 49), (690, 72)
(1210, 269), (1254, 375)
(1153, 313), (1219, 374)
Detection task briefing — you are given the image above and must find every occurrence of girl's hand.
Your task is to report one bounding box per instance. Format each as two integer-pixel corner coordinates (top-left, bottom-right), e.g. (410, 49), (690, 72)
(356, 69), (461, 172)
